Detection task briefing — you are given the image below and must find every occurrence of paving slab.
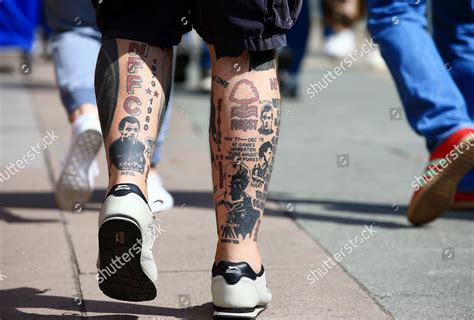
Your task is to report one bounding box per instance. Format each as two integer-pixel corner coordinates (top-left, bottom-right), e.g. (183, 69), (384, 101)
(273, 61), (474, 318)
(0, 70), (81, 319)
(0, 57), (392, 319)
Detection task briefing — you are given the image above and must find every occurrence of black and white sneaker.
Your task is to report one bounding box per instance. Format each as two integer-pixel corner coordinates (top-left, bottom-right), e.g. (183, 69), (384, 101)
(97, 184), (158, 301)
(212, 261), (272, 319)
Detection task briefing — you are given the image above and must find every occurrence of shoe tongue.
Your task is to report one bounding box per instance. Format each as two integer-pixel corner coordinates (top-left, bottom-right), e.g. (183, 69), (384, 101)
(107, 183), (147, 204)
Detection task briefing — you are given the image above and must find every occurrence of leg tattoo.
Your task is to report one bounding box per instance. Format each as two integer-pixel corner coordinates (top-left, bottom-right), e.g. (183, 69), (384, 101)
(95, 39), (172, 191)
(210, 49), (281, 247)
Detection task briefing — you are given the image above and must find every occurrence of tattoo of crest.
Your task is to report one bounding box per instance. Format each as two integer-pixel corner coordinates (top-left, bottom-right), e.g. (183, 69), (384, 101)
(230, 79), (259, 131)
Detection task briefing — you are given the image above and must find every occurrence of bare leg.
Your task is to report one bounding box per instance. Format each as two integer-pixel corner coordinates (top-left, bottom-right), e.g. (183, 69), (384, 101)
(68, 103), (99, 123)
(95, 39), (173, 198)
(209, 47), (281, 272)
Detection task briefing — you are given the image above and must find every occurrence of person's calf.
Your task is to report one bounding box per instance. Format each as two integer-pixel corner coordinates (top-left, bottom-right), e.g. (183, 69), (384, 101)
(95, 39), (173, 198)
(94, 38), (173, 301)
(209, 47), (281, 273)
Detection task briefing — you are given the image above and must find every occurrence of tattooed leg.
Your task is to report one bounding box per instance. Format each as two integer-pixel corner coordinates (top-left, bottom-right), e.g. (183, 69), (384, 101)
(95, 39), (173, 198)
(209, 47), (281, 272)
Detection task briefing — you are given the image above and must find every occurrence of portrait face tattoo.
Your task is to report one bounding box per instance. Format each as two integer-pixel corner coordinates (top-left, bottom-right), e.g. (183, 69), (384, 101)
(219, 162), (260, 242)
(258, 104), (274, 135)
(262, 144), (273, 164)
(224, 163), (250, 202)
(121, 121), (139, 142)
(109, 116), (146, 174)
(251, 141), (274, 187)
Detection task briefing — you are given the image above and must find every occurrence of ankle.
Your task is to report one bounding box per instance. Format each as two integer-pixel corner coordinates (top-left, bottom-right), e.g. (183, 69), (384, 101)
(108, 178), (148, 201)
(69, 104), (99, 124)
(215, 244), (263, 273)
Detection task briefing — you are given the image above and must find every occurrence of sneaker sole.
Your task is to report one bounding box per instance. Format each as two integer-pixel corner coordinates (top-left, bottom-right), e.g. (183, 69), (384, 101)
(98, 218), (157, 301)
(407, 138), (474, 225)
(213, 306), (266, 319)
(451, 201), (474, 210)
(56, 129), (102, 211)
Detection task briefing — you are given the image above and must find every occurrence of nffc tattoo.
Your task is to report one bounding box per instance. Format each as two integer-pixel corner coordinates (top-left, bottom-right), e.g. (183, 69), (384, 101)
(123, 96), (142, 116)
(230, 79), (259, 131)
(124, 42), (146, 129)
(126, 75), (142, 94)
(217, 163), (261, 243)
(110, 116), (146, 174)
(129, 42), (149, 57)
(127, 55), (144, 73)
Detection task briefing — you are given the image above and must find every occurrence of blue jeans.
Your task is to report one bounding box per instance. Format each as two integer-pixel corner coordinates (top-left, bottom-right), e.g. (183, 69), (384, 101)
(286, 0), (310, 76)
(51, 28), (101, 113)
(45, 0), (173, 166)
(367, 0), (474, 192)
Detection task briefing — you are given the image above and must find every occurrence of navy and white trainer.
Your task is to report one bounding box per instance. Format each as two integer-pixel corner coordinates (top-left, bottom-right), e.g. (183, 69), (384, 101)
(97, 183), (158, 301)
(212, 261), (272, 319)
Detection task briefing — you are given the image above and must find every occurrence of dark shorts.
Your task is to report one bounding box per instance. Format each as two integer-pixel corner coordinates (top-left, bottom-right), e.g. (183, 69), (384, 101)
(92, 0), (302, 55)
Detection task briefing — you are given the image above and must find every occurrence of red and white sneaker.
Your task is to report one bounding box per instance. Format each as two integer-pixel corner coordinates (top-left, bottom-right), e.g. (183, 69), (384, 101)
(452, 191), (474, 210)
(408, 129), (474, 225)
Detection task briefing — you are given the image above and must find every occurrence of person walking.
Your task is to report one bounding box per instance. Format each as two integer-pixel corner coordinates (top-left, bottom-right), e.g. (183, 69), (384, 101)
(367, 0), (474, 225)
(92, 0), (301, 317)
(44, 0), (174, 213)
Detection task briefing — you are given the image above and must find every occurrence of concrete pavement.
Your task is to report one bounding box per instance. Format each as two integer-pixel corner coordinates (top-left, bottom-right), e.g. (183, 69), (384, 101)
(0, 54), (390, 319)
(1, 31), (473, 319)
